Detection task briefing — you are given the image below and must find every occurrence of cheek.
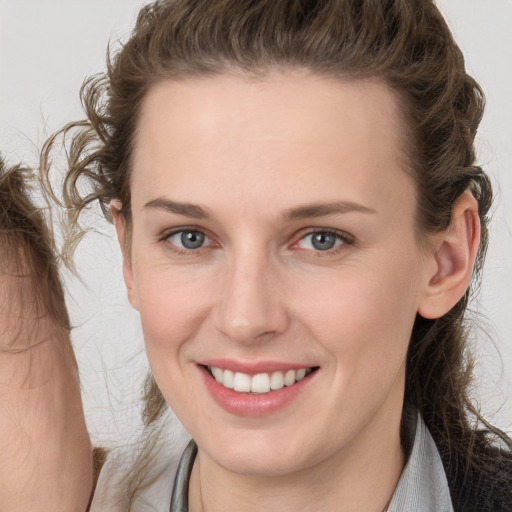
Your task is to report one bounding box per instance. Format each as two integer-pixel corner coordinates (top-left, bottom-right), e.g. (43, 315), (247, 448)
(134, 263), (211, 355)
(293, 253), (422, 372)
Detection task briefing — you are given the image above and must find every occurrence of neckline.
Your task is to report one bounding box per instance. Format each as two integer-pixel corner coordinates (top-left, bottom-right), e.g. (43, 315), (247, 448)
(169, 407), (424, 512)
(169, 439), (198, 512)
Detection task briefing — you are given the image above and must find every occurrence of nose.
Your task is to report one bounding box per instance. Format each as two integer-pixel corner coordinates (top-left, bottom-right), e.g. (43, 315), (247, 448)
(214, 252), (289, 344)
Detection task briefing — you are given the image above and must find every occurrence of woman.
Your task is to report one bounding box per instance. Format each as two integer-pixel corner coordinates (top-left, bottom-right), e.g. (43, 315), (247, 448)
(0, 157), (94, 511)
(41, 0), (512, 510)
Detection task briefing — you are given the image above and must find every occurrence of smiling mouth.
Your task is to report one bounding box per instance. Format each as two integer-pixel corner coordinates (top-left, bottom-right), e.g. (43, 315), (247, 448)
(204, 365), (319, 394)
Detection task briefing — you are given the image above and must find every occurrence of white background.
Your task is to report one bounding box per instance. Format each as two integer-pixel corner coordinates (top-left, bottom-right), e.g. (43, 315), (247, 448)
(0, 0), (510, 445)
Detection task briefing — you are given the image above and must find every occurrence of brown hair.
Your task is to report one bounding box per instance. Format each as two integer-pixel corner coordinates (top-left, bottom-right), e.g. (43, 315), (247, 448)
(0, 157), (106, 507)
(42, 0), (511, 508)
(0, 157), (70, 334)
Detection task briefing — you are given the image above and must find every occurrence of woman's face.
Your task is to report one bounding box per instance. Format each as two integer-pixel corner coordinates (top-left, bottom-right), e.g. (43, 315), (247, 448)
(122, 72), (437, 476)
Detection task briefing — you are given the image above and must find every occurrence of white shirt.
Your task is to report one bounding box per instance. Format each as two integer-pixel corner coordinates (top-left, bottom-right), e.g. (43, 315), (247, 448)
(91, 411), (454, 511)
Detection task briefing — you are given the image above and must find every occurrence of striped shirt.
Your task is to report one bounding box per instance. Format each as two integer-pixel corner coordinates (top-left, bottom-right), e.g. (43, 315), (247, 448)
(91, 411), (454, 511)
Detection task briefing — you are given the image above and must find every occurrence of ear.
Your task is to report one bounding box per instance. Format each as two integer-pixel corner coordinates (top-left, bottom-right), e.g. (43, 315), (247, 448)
(110, 199), (139, 311)
(418, 192), (481, 319)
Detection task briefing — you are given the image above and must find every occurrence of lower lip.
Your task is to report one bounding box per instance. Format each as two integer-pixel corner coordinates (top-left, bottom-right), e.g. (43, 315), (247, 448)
(199, 365), (316, 417)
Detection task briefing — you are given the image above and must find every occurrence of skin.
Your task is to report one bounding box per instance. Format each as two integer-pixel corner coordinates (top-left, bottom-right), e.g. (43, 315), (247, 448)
(113, 72), (480, 511)
(0, 251), (92, 511)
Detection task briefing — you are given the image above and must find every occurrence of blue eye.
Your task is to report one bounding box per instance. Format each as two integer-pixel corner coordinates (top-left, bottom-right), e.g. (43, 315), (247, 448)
(168, 230), (208, 250)
(297, 231), (346, 251)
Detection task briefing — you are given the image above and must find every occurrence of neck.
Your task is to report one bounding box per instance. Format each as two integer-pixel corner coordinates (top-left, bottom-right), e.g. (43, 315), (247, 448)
(188, 402), (404, 512)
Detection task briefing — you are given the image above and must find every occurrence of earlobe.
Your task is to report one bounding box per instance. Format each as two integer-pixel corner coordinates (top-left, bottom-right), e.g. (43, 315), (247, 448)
(110, 200), (139, 311)
(418, 192), (481, 319)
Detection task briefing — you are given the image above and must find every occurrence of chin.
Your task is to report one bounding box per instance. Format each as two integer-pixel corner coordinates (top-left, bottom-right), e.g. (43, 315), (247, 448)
(216, 448), (309, 477)
(198, 425), (326, 477)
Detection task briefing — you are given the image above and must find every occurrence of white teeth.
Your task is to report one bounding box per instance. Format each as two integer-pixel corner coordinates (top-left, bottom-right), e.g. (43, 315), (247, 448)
(208, 366), (312, 394)
(251, 373), (271, 393)
(270, 371), (284, 390)
(233, 372), (251, 392)
(223, 369), (234, 389)
(284, 370), (296, 386)
(296, 368), (306, 381)
(212, 367), (223, 383)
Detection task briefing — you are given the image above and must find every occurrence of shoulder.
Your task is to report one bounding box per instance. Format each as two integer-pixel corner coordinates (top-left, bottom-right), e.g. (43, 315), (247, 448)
(90, 417), (190, 512)
(444, 431), (512, 512)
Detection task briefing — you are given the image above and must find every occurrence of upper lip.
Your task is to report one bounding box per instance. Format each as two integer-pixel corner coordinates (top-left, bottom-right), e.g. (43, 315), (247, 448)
(198, 358), (317, 375)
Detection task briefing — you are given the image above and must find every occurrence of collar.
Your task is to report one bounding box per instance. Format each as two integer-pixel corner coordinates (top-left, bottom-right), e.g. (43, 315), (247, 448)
(170, 412), (454, 512)
(387, 412), (454, 512)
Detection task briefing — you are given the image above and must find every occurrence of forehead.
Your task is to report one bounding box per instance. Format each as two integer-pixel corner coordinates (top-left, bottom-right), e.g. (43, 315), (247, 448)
(131, 72), (413, 216)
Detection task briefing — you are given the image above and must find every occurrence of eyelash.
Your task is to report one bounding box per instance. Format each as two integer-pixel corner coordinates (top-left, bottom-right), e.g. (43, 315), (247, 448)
(292, 229), (355, 256)
(157, 227), (355, 256)
(158, 227), (215, 255)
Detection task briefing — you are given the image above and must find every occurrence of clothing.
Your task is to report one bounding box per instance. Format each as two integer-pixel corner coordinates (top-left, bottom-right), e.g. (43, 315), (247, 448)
(91, 412), (454, 511)
(168, 412), (454, 512)
(387, 413), (454, 512)
(169, 440), (197, 512)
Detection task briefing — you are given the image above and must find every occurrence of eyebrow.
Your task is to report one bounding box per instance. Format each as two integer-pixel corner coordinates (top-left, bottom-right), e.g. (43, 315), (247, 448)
(143, 198), (209, 219)
(143, 197), (376, 221)
(282, 201), (376, 221)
